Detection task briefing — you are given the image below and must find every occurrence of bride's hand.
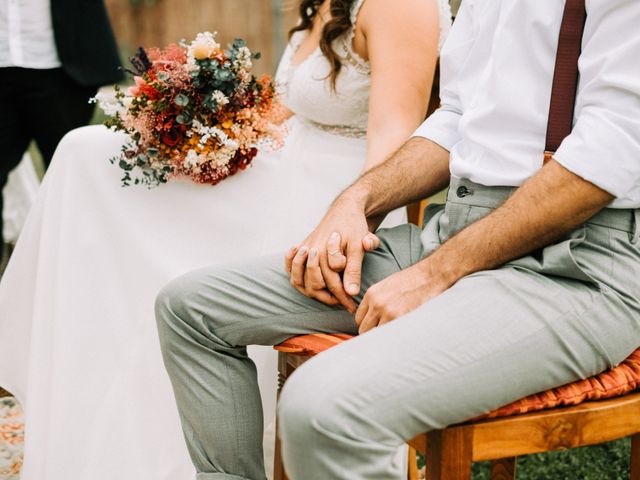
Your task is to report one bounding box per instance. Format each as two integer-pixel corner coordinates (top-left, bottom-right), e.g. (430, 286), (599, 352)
(284, 199), (379, 313)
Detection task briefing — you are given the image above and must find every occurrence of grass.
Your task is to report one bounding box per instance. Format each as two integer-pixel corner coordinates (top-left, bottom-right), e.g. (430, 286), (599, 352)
(418, 438), (630, 479)
(474, 438), (630, 479)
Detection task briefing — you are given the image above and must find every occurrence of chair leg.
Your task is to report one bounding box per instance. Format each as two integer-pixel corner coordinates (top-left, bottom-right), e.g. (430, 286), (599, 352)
(273, 353), (290, 480)
(631, 434), (640, 480)
(407, 446), (419, 480)
(490, 458), (516, 480)
(425, 428), (473, 480)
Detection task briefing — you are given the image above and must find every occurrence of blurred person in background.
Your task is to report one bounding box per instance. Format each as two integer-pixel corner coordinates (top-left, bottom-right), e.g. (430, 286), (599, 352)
(0, 0), (122, 265)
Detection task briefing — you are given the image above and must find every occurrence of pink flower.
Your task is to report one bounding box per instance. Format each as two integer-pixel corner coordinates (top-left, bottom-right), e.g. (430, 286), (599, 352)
(128, 76), (147, 97)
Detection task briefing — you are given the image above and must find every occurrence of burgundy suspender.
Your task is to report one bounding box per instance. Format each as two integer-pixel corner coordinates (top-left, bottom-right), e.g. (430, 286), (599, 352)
(545, 0), (587, 158)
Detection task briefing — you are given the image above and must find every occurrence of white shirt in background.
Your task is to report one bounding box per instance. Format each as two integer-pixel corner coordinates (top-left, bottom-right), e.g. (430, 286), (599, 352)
(0, 0), (61, 68)
(415, 0), (640, 209)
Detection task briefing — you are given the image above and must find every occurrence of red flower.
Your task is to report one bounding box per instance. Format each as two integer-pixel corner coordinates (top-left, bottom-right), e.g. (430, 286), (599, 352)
(140, 83), (160, 100)
(163, 131), (182, 147)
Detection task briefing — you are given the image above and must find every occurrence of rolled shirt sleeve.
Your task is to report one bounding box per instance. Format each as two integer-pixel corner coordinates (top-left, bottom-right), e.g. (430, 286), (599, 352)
(553, 0), (640, 204)
(412, 0), (477, 151)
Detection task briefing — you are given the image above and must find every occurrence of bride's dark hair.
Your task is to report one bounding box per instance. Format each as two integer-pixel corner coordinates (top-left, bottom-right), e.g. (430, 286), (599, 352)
(289, 0), (355, 88)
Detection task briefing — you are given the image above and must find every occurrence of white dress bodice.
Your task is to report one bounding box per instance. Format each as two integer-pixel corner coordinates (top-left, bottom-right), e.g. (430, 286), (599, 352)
(276, 0), (452, 138)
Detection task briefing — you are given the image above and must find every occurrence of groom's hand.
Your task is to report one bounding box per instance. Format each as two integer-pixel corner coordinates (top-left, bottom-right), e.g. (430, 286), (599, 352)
(284, 199), (379, 313)
(355, 259), (449, 334)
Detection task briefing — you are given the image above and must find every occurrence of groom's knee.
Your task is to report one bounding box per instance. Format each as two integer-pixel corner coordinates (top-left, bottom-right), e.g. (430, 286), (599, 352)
(155, 271), (205, 344)
(155, 267), (247, 352)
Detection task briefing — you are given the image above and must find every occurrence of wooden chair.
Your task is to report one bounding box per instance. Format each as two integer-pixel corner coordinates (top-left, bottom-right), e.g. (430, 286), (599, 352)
(411, 392), (640, 480)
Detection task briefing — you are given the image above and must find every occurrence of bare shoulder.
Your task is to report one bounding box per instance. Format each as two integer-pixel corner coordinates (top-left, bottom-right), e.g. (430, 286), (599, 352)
(358, 0), (441, 33)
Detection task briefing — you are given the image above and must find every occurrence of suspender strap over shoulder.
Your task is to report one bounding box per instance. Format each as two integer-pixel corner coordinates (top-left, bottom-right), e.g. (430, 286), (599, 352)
(545, 0), (587, 156)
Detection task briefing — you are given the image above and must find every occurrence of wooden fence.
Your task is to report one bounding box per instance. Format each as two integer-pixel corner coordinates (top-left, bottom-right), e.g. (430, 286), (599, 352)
(104, 0), (300, 75)
(103, 0), (460, 76)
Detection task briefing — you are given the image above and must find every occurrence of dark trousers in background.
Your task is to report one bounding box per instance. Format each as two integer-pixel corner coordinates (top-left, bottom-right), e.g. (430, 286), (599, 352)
(0, 67), (96, 242)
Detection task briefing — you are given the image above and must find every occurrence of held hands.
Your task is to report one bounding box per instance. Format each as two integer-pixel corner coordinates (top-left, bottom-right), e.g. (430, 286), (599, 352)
(284, 198), (453, 330)
(284, 204), (455, 334)
(285, 198), (379, 314)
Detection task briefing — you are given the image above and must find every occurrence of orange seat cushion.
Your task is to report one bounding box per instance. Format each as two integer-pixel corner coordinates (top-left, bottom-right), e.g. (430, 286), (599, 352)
(274, 334), (640, 419)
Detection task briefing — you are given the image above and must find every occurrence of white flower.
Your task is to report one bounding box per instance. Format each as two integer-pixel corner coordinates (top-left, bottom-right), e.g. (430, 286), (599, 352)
(188, 31), (220, 62)
(222, 138), (239, 151)
(184, 149), (201, 169)
(211, 90), (229, 106)
(191, 120), (234, 147)
(212, 146), (237, 167)
(234, 46), (253, 71)
(92, 91), (127, 117)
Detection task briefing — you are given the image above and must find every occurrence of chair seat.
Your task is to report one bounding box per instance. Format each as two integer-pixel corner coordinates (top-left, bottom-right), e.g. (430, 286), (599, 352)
(274, 334), (640, 420)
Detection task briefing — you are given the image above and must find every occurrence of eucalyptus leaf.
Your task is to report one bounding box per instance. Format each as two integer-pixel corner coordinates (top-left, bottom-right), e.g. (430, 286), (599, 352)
(174, 94), (189, 107)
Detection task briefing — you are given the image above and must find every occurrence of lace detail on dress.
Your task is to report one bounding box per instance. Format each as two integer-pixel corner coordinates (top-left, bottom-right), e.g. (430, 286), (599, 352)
(339, 0), (370, 74)
(303, 119), (367, 139)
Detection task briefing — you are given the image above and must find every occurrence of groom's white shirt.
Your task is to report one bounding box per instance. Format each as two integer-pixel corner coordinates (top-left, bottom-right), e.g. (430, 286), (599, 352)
(0, 0), (61, 68)
(415, 0), (640, 208)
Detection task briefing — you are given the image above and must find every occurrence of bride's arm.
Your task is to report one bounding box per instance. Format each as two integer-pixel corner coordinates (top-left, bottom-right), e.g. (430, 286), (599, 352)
(358, 0), (441, 173)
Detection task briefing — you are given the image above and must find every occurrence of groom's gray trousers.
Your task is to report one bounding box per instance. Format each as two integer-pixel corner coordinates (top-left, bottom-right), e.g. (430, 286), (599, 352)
(155, 177), (640, 480)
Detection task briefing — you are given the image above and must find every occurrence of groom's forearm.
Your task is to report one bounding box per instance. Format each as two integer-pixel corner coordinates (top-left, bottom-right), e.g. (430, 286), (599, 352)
(418, 160), (615, 288)
(340, 137), (451, 217)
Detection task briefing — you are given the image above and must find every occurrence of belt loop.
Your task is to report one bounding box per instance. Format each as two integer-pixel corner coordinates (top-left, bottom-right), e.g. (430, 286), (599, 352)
(633, 209), (640, 244)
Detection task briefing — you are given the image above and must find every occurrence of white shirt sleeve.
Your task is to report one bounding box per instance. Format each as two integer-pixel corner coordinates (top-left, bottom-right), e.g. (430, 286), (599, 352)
(553, 0), (640, 199)
(412, 0), (476, 151)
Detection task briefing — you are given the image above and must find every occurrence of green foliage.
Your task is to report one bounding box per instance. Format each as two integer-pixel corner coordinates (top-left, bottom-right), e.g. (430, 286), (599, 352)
(471, 439), (631, 480)
(417, 439), (630, 479)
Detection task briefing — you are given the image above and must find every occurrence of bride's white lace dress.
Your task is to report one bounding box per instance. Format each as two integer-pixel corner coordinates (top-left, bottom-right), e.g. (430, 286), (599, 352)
(0, 1), (450, 479)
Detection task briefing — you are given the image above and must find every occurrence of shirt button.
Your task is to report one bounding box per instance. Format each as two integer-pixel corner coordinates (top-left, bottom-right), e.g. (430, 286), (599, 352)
(456, 186), (471, 198)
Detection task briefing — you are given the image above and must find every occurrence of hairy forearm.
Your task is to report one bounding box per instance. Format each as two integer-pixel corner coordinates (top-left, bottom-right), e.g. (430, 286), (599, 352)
(421, 160), (615, 286)
(341, 137), (451, 216)
(363, 124), (422, 173)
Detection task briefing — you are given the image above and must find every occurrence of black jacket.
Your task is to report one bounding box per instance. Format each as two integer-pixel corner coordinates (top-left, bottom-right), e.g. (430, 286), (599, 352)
(51, 0), (124, 86)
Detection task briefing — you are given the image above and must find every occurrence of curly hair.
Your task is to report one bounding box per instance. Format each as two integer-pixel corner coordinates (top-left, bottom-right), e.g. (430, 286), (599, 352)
(289, 0), (356, 88)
